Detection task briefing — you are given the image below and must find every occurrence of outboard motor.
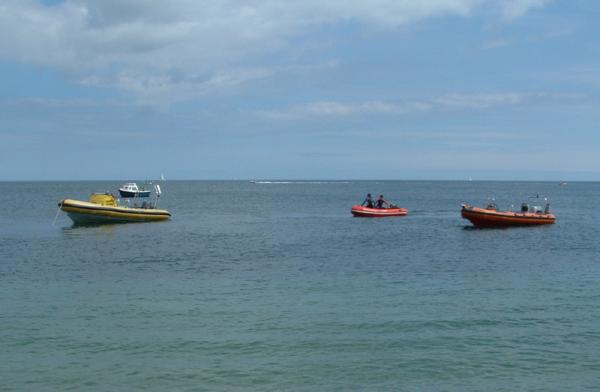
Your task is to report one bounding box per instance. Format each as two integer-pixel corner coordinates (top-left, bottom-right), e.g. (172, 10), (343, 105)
(544, 203), (550, 214)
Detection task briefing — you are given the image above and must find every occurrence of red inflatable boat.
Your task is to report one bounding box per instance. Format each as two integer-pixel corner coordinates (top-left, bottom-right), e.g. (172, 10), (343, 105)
(351, 205), (408, 217)
(461, 203), (556, 228)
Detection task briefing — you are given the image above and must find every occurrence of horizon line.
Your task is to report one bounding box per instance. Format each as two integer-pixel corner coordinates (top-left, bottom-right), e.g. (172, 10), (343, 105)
(0, 178), (593, 183)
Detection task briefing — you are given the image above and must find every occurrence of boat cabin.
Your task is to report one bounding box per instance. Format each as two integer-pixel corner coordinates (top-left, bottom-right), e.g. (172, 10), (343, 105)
(90, 193), (117, 206)
(121, 183), (142, 192)
(521, 202), (551, 214)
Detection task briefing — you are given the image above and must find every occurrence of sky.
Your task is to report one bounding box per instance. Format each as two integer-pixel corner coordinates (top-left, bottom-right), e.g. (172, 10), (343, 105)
(0, 0), (599, 180)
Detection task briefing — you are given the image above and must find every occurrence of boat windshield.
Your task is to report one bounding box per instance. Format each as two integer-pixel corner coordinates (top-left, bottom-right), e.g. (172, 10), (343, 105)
(123, 183), (139, 191)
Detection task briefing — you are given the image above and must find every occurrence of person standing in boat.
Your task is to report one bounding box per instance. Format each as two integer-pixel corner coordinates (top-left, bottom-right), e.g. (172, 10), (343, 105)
(375, 195), (390, 209)
(361, 193), (374, 208)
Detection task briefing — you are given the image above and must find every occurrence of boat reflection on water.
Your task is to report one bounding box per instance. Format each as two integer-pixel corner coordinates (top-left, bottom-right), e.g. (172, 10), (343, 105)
(61, 222), (118, 237)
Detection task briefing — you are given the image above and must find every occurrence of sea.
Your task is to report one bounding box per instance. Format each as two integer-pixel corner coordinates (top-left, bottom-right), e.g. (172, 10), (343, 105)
(1, 180), (599, 391)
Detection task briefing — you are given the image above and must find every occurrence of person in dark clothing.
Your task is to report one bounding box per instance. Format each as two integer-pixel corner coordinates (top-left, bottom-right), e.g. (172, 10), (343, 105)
(362, 193), (374, 208)
(375, 195), (389, 209)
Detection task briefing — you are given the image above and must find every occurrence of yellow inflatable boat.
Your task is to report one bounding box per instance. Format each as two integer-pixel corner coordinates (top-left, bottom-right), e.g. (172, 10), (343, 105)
(59, 193), (171, 224)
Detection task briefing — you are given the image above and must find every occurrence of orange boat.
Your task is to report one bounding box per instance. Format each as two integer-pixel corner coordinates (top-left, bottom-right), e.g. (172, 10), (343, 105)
(461, 202), (556, 228)
(351, 205), (408, 217)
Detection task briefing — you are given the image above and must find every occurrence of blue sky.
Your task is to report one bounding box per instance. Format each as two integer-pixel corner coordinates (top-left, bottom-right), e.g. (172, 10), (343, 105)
(0, 0), (599, 180)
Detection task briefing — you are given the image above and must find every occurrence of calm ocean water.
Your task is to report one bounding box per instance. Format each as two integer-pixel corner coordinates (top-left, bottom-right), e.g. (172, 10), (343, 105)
(1, 180), (599, 391)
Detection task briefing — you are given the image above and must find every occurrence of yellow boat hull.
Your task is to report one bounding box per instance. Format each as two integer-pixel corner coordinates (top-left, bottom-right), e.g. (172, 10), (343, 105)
(60, 199), (171, 224)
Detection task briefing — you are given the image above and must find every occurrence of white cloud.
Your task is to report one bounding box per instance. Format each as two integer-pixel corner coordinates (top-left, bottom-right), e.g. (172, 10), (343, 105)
(541, 68), (600, 87)
(0, 0), (551, 98)
(257, 91), (569, 119)
(432, 92), (536, 108)
(481, 38), (509, 49)
(499, 0), (552, 21)
(257, 100), (433, 119)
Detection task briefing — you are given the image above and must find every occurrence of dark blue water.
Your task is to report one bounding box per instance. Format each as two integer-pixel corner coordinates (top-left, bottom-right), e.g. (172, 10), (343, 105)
(1, 181), (599, 390)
